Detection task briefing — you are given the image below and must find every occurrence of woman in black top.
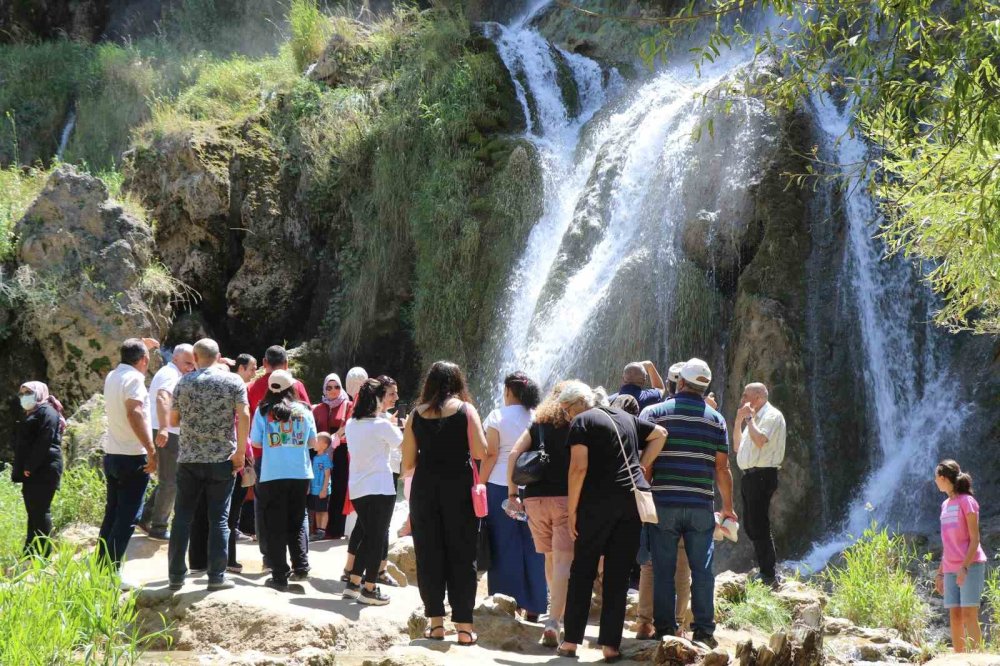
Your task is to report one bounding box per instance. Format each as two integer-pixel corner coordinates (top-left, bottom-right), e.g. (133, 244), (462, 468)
(556, 381), (666, 662)
(401, 361), (489, 646)
(12, 381), (66, 557)
(505, 380), (573, 647)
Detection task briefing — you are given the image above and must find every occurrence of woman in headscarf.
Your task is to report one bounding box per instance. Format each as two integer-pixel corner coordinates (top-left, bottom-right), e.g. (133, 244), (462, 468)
(313, 373), (351, 539)
(12, 381), (66, 557)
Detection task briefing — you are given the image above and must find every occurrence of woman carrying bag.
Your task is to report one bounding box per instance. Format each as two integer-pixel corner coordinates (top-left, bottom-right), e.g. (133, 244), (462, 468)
(556, 381), (666, 662)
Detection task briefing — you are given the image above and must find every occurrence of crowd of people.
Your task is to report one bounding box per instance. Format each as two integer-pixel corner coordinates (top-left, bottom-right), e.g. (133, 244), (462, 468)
(8, 339), (992, 657)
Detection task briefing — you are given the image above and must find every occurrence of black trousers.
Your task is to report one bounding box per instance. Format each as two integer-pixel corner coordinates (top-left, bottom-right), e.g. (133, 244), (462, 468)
(193, 479), (250, 568)
(258, 478), (310, 583)
(348, 473), (399, 561)
(350, 494), (395, 584)
(410, 475), (478, 623)
(741, 467), (779, 580)
(564, 492), (641, 650)
(22, 478), (59, 557)
(326, 444), (350, 538)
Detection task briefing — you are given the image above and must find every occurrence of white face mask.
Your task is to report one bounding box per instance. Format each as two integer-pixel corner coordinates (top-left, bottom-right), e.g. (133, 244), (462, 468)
(20, 394), (37, 411)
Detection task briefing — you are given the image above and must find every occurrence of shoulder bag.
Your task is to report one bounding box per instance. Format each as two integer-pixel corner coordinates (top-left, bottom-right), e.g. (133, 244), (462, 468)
(464, 403), (489, 518)
(599, 409), (658, 524)
(512, 423), (550, 486)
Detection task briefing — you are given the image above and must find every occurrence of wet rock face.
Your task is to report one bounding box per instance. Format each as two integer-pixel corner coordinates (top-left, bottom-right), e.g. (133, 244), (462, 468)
(13, 166), (170, 405)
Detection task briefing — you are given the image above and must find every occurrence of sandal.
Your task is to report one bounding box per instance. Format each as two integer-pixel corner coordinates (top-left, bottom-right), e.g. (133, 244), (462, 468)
(541, 627), (559, 647)
(339, 569), (350, 583)
(423, 624), (445, 640)
(556, 646), (578, 659)
(635, 622), (656, 640)
(603, 653), (622, 664)
(456, 629), (478, 646)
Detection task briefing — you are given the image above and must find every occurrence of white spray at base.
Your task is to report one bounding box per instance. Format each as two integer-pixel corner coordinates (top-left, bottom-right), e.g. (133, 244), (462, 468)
(798, 94), (974, 571)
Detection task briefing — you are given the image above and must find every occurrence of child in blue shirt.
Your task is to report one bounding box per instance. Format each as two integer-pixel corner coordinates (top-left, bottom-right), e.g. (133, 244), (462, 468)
(308, 432), (334, 540)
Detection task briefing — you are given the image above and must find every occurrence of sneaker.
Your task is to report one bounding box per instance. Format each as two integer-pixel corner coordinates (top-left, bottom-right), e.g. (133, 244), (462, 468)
(692, 631), (718, 649)
(342, 582), (361, 600)
(308, 531), (325, 542)
(264, 577), (289, 592)
(147, 529), (170, 541)
(207, 579), (236, 591)
(377, 570), (399, 587)
(358, 585), (390, 606)
(226, 563), (243, 574)
(289, 570), (309, 582)
(189, 568), (207, 575)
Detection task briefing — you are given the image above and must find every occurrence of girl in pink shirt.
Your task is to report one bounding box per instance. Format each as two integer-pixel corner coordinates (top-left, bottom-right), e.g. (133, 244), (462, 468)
(934, 459), (987, 653)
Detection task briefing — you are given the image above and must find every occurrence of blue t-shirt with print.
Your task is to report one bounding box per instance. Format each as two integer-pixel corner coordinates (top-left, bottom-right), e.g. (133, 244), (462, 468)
(250, 402), (317, 483)
(310, 453), (333, 496)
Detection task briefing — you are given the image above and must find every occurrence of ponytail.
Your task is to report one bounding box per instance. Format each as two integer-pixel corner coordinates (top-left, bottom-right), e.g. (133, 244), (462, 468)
(259, 386), (296, 422)
(936, 459), (974, 496)
(352, 378), (387, 420)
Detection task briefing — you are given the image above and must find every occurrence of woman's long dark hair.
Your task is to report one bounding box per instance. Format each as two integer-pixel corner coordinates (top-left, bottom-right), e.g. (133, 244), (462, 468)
(504, 371), (541, 409)
(937, 459), (974, 495)
(259, 386), (296, 422)
(419, 361), (470, 412)
(353, 378), (388, 420)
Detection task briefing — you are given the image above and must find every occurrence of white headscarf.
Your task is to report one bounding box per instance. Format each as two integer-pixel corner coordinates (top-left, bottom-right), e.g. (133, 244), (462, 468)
(321, 373), (347, 408)
(345, 367), (368, 400)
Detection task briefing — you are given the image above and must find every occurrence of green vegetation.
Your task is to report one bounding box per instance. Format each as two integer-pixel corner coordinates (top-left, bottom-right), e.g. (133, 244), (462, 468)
(0, 166), (50, 261)
(824, 524), (928, 641)
(637, 0), (1000, 333)
(290, 0), (332, 71)
(51, 466), (107, 532)
(986, 566), (1000, 652)
(717, 579), (792, 633)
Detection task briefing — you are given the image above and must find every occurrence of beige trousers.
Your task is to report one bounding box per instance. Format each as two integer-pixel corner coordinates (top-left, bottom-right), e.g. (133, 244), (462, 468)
(637, 537), (691, 629)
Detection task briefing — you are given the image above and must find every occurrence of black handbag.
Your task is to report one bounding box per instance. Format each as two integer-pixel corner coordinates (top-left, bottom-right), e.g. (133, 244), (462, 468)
(512, 423), (550, 486)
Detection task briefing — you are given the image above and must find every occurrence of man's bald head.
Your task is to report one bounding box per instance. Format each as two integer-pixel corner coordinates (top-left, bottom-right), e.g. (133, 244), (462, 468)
(193, 338), (221, 368)
(623, 362), (648, 386)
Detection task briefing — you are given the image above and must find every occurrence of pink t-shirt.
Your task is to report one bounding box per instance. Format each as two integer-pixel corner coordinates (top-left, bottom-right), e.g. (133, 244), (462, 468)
(940, 494), (987, 573)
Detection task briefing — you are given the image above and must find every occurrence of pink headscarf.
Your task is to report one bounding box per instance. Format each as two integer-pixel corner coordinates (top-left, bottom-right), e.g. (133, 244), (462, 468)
(20, 381), (67, 433)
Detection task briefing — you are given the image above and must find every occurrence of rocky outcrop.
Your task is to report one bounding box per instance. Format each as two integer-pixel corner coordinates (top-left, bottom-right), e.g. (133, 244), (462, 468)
(12, 166), (170, 405)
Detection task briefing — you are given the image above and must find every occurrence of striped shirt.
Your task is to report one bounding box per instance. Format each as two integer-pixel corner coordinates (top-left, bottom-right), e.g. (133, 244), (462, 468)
(639, 392), (729, 509)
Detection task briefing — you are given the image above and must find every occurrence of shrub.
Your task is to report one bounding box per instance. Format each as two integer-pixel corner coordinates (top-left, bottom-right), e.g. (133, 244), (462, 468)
(0, 545), (168, 663)
(290, 0), (332, 71)
(0, 472), (27, 568)
(717, 579), (792, 633)
(825, 523), (928, 641)
(50, 466), (107, 532)
(0, 165), (50, 262)
(985, 566), (1000, 652)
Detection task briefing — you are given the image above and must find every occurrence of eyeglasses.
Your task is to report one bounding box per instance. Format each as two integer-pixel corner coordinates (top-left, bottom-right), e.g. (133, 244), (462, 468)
(325, 384), (340, 391)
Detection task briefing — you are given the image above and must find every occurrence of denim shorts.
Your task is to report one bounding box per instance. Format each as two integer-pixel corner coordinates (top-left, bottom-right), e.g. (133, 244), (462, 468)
(943, 561), (986, 608)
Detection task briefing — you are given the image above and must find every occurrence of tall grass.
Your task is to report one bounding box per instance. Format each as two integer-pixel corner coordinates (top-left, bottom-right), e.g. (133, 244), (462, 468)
(717, 579), (793, 633)
(825, 523), (928, 641)
(0, 166), (50, 262)
(290, 0), (332, 71)
(0, 545), (167, 664)
(985, 566), (1000, 652)
(51, 466), (107, 532)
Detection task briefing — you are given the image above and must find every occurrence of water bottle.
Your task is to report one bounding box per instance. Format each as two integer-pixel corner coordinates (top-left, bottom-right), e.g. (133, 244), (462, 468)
(502, 498), (527, 521)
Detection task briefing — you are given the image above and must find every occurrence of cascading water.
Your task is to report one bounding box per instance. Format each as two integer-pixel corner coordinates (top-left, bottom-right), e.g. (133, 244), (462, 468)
(801, 95), (976, 568)
(56, 108), (76, 160)
(484, 10), (775, 398)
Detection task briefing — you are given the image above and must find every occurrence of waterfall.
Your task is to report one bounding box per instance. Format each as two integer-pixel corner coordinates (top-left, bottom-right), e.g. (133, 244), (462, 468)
(56, 109), (76, 160)
(801, 94), (976, 569)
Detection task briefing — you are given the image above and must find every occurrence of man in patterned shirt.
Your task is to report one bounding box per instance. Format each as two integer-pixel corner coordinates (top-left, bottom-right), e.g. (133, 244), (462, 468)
(167, 338), (250, 591)
(639, 358), (737, 648)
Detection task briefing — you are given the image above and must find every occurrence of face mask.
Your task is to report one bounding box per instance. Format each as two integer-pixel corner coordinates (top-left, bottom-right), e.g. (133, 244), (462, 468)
(20, 394), (37, 411)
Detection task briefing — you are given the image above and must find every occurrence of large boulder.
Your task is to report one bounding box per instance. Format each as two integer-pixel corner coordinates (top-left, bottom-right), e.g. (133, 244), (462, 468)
(13, 166), (170, 404)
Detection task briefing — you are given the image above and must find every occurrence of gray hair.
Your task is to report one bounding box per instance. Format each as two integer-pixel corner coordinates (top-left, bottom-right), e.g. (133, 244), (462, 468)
(172, 343), (194, 358)
(120, 338), (148, 366)
(744, 382), (769, 400)
(558, 381), (609, 409)
(623, 362), (647, 385)
(193, 338), (220, 366)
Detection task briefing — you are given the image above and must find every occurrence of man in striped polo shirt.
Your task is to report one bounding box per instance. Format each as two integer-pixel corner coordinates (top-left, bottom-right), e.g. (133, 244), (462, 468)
(639, 358), (737, 647)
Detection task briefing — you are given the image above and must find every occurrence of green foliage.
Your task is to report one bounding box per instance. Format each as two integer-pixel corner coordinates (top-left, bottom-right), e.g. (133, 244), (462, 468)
(0, 473), (26, 568)
(986, 566), (1000, 652)
(166, 54), (297, 124)
(50, 466), (107, 532)
(0, 545), (168, 664)
(290, 0), (332, 71)
(639, 0), (1000, 333)
(0, 165), (50, 262)
(717, 579), (792, 633)
(825, 523), (928, 641)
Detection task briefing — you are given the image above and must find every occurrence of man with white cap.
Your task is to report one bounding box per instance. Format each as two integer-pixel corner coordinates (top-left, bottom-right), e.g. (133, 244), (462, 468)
(733, 382), (786, 587)
(638, 358), (737, 648)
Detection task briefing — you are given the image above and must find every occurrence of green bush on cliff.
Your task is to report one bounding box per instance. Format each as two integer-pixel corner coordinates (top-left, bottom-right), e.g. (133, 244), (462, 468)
(825, 523), (928, 640)
(0, 166), (50, 262)
(290, 0), (332, 71)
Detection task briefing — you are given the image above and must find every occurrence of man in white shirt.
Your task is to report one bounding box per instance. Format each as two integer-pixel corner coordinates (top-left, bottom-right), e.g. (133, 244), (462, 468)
(98, 338), (158, 569)
(138, 344), (195, 540)
(733, 382), (787, 587)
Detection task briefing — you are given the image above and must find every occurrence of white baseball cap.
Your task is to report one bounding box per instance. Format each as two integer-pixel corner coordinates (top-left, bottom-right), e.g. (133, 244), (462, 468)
(268, 369), (295, 393)
(667, 362), (685, 383)
(680, 358), (712, 387)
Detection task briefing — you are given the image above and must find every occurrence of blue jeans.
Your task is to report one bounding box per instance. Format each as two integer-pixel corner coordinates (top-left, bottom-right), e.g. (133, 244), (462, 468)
(648, 505), (716, 636)
(168, 461), (235, 585)
(98, 454), (150, 568)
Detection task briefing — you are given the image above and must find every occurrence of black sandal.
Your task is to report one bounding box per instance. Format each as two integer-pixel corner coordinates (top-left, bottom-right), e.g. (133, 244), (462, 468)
(456, 629), (478, 646)
(339, 569), (350, 583)
(423, 625), (445, 640)
(556, 647), (578, 659)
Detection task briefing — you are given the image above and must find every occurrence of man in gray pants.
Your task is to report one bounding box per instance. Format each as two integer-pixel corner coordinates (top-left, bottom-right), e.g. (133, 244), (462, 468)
(139, 344), (195, 540)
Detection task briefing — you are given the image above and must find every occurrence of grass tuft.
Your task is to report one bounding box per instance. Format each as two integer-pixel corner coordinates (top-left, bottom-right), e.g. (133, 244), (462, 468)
(717, 578), (792, 634)
(985, 566), (1000, 652)
(825, 523), (928, 641)
(290, 0), (332, 71)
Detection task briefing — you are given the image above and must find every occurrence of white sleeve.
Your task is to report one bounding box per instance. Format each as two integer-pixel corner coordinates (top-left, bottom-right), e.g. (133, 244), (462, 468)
(483, 408), (501, 432)
(123, 373), (147, 403)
